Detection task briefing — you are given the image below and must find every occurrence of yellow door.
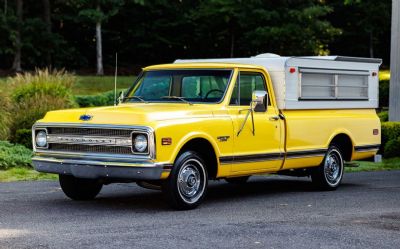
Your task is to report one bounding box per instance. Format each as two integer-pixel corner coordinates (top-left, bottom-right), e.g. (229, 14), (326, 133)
(226, 71), (283, 173)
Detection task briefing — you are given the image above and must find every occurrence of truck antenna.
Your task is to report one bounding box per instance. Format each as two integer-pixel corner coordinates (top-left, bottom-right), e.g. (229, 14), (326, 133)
(114, 53), (118, 106)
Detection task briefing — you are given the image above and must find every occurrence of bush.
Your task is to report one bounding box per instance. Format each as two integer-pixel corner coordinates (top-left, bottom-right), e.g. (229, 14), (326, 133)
(379, 80), (389, 108)
(0, 90), (11, 140)
(6, 69), (77, 145)
(384, 138), (400, 158)
(75, 90), (123, 107)
(14, 129), (32, 149)
(0, 141), (33, 170)
(381, 122), (400, 157)
(378, 111), (388, 122)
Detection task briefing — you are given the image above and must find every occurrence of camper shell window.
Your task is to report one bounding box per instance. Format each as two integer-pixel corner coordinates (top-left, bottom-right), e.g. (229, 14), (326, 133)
(299, 68), (369, 100)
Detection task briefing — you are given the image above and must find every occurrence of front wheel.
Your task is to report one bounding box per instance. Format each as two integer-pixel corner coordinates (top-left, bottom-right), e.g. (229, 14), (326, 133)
(162, 151), (208, 210)
(311, 145), (344, 190)
(59, 175), (103, 200)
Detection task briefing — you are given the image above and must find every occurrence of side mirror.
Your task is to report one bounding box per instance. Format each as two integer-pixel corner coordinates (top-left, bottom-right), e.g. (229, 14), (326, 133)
(117, 91), (124, 105)
(252, 90), (268, 112)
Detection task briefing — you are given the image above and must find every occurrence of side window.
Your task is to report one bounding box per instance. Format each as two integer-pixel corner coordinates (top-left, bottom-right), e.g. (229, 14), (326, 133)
(230, 72), (267, 106)
(182, 75), (229, 101)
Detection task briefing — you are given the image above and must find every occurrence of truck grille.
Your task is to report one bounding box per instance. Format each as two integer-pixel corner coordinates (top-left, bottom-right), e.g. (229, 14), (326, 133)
(49, 144), (133, 155)
(48, 127), (132, 137)
(39, 126), (150, 156)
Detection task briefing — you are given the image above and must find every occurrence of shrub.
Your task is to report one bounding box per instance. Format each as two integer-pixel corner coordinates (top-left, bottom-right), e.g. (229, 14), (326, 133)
(378, 111), (388, 122)
(10, 68), (75, 103)
(6, 69), (77, 145)
(75, 90), (123, 107)
(0, 141), (33, 170)
(0, 90), (11, 140)
(380, 122), (400, 156)
(14, 129), (32, 149)
(379, 80), (389, 108)
(384, 138), (400, 158)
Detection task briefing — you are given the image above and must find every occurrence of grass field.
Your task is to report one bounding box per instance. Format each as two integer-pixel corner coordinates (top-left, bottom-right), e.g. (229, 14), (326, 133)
(73, 76), (136, 95)
(0, 75), (136, 95)
(347, 157), (400, 172)
(0, 167), (57, 182)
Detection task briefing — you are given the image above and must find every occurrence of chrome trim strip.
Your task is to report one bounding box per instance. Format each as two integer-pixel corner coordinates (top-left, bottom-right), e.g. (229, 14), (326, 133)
(32, 156), (166, 168)
(354, 144), (380, 152)
(46, 134), (132, 147)
(219, 149), (327, 164)
(219, 153), (283, 164)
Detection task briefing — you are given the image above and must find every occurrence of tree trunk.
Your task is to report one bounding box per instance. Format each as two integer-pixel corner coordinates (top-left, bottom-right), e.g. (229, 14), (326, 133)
(389, 0), (400, 121)
(12, 0), (22, 72)
(42, 0), (52, 68)
(230, 32), (235, 58)
(96, 4), (104, 75)
(369, 30), (374, 58)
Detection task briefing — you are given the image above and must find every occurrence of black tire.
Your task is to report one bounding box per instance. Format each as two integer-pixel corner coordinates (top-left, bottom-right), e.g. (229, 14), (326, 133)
(225, 176), (250, 184)
(162, 151), (208, 210)
(311, 145), (344, 190)
(59, 175), (103, 200)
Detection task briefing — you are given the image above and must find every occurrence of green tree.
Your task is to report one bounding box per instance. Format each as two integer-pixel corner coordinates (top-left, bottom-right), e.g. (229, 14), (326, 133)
(77, 0), (124, 75)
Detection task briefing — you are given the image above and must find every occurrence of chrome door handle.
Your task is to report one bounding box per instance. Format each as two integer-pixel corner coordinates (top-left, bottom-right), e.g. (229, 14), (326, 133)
(269, 116), (279, 121)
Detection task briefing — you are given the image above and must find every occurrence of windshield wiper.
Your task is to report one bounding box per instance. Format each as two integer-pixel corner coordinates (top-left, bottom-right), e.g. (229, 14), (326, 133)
(123, 96), (147, 103)
(161, 96), (193, 105)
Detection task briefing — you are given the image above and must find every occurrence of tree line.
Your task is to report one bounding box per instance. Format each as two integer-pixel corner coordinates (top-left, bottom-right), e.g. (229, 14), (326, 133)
(0, 0), (391, 75)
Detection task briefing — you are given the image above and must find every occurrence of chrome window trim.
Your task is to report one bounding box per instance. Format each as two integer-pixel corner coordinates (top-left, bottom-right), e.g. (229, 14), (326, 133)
(32, 123), (156, 160)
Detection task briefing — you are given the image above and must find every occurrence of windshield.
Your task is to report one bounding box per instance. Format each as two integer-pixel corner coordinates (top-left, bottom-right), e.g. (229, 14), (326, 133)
(123, 69), (232, 103)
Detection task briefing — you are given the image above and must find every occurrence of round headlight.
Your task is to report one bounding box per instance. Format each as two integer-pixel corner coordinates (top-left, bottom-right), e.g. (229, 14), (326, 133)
(134, 134), (148, 153)
(35, 131), (47, 148)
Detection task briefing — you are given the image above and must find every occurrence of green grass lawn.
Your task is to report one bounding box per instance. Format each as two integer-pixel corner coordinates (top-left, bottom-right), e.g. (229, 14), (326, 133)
(0, 167), (57, 182)
(346, 157), (400, 172)
(73, 75), (136, 95)
(0, 75), (136, 95)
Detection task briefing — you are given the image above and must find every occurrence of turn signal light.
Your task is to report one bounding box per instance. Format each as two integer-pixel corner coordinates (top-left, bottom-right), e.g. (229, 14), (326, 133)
(373, 129), (379, 135)
(162, 137), (172, 145)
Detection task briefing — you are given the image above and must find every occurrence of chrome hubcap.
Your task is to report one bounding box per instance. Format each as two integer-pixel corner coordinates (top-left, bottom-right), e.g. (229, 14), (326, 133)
(177, 159), (205, 204)
(324, 149), (342, 186)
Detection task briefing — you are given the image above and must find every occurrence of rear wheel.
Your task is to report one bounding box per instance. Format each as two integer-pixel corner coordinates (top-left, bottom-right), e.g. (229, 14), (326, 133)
(59, 175), (103, 200)
(162, 151), (208, 210)
(311, 145), (344, 190)
(225, 176), (250, 184)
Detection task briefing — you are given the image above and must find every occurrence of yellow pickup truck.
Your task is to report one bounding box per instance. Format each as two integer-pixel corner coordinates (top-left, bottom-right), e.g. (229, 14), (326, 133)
(32, 54), (381, 209)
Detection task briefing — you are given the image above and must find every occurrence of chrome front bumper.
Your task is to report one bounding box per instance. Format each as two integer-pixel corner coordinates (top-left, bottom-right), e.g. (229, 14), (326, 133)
(32, 156), (172, 180)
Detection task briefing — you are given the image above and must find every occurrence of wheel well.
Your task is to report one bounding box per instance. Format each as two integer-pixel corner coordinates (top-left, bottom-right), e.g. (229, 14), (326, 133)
(330, 134), (353, 161)
(178, 138), (218, 179)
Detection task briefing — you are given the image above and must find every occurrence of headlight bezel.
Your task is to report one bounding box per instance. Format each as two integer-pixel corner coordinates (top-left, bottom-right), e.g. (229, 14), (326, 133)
(35, 129), (48, 149)
(131, 133), (149, 154)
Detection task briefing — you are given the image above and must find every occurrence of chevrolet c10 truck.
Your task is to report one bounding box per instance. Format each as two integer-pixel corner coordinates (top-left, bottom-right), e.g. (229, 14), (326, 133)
(32, 54), (381, 209)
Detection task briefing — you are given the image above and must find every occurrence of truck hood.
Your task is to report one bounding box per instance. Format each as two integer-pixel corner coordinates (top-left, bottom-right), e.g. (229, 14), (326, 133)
(40, 103), (217, 126)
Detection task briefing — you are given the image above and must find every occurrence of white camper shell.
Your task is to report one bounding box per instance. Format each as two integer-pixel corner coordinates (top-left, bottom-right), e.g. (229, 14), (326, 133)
(175, 54), (382, 110)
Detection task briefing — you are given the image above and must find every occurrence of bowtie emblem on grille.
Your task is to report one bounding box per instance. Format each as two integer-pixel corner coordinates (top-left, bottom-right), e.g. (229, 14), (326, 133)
(79, 114), (93, 121)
